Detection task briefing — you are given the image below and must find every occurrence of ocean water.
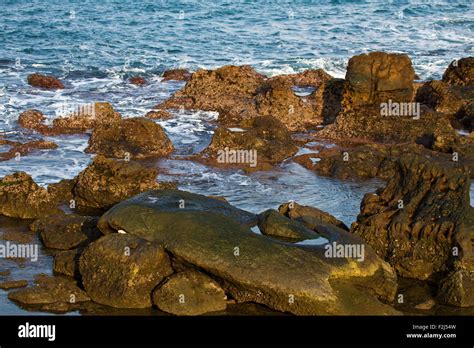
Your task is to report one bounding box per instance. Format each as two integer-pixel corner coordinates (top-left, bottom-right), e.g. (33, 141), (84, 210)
(0, 0), (473, 314)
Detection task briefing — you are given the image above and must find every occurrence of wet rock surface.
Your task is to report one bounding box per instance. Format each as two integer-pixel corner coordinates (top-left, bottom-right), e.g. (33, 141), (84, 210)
(152, 270), (227, 315)
(98, 189), (398, 315)
(27, 73), (64, 89)
(86, 117), (174, 159)
(162, 68), (192, 81)
(79, 233), (173, 308)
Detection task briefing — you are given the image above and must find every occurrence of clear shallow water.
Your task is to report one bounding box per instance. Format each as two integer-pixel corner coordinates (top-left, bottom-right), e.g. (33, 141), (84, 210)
(0, 0), (473, 314)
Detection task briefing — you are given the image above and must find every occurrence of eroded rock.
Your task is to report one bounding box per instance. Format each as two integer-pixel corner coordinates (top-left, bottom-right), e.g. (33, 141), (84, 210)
(86, 117), (174, 159)
(79, 234), (173, 308)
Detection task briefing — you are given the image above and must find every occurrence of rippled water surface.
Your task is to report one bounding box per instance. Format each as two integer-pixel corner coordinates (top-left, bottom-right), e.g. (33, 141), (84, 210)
(0, 0), (473, 314)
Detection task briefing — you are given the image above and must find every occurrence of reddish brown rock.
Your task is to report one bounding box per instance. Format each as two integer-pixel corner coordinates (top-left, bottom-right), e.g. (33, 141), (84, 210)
(146, 109), (172, 120)
(85, 117), (174, 160)
(18, 109), (45, 130)
(278, 201), (349, 231)
(162, 68), (192, 81)
(129, 76), (146, 85)
(442, 57), (474, 86)
(27, 73), (64, 89)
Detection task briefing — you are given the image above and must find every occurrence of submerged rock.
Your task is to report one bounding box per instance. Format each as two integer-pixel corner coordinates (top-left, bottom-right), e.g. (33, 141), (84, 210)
(352, 154), (473, 284)
(152, 270), (227, 315)
(129, 76), (146, 85)
(98, 189), (398, 315)
(0, 139), (57, 162)
(27, 73), (64, 89)
(79, 233), (173, 308)
(86, 117), (174, 159)
(0, 172), (61, 219)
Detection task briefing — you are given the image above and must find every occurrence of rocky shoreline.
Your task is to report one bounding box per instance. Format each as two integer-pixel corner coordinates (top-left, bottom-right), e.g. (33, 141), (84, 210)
(0, 52), (473, 315)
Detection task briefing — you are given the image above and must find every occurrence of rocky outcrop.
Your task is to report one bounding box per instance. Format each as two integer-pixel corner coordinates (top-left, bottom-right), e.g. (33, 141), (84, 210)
(278, 201), (349, 231)
(201, 116), (298, 170)
(27, 73), (64, 89)
(152, 270), (227, 315)
(255, 70), (333, 131)
(0, 172), (61, 219)
(31, 214), (100, 250)
(8, 274), (90, 313)
(257, 209), (321, 242)
(79, 233), (173, 308)
(18, 102), (121, 135)
(85, 117), (174, 159)
(0, 138), (57, 162)
(442, 57), (474, 86)
(162, 69), (192, 81)
(71, 155), (169, 212)
(341, 52), (415, 110)
(351, 154), (473, 285)
(97, 189), (398, 315)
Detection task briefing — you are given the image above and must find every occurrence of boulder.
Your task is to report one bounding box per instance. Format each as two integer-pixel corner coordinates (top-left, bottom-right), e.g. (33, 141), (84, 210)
(201, 116), (298, 170)
(8, 274), (90, 312)
(157, 65), (264, 123)
(162, 69), (192, 81)
(255, 70), (332, 131)
(31, 214), (100, 250)
(52, 102), (121, 132)
(438, 270), (474, 307)
(351, 154), (473, 282)
(79, 234), (174, 308)
(71, 155), (168, 212)
(0, 139), (57, 162)
(53, 248), (83, 278)
(27, 73), (64, 89)
(85, 117), (174, 159)
(257, 209), (321, 242)
(278, 202), (349, 231)
(129, 76), (146, 85)
(442, 57), (474, 86)
(152, 270), (227, 315)
(342, 52), (415, 110)
(0, 172), (61, 219)
(97, 189), (398, 315)
(0, 280), (28, 290)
